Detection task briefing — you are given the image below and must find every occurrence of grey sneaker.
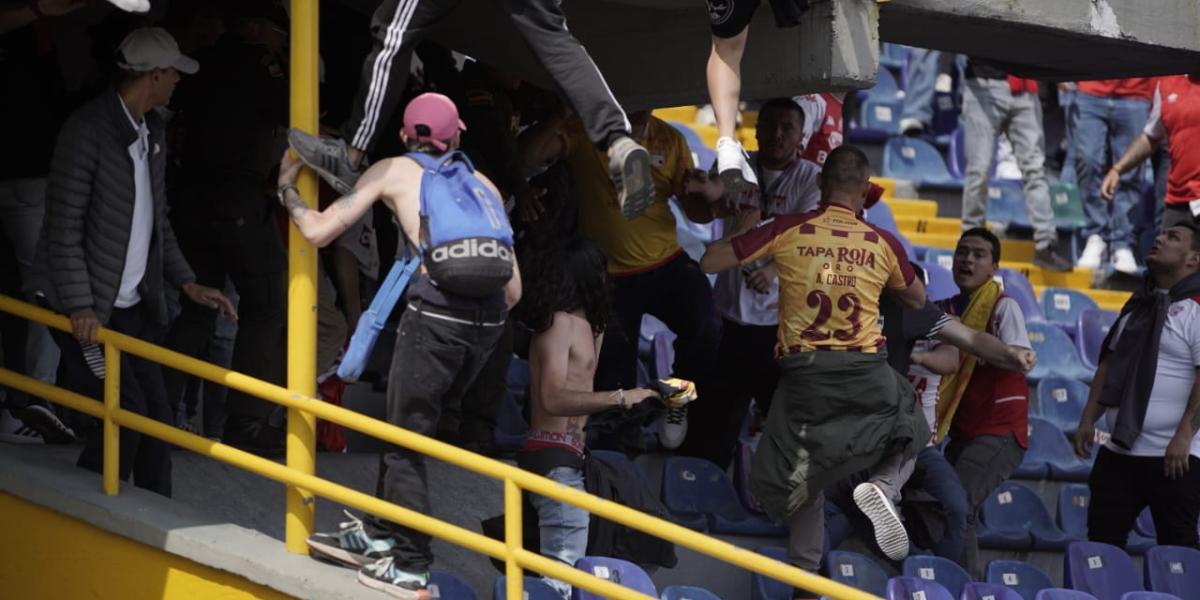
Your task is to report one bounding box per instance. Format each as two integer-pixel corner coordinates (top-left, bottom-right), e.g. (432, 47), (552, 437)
(608, 136), (654, 221)
(357, 557), (431, 600)
(307, 510), (396, 568)
(1033, 245), (1073, 272)
(853, 482), (910, 561)
(287, 128), (361, 195)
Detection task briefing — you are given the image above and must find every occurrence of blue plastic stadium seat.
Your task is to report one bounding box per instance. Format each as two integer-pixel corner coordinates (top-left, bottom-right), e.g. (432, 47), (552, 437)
(1057, 484), (1091, 540)
(1026, 322), (1093, 383)
(1041, 288), (1099, 335)
(571, 557), (656, 600)
(651, 331), (676, 380)
(883, 137), (962, 189)
(826, 550), (889, 597)
(917, 260), (958, 302)
(661, 585), (722, 600)
(669, 121), (705, 150)
(981, 480), (1073, 550)
(1144, 545), (1200, 597)
(430, 570), (478, 600)
(948, 126), (967, 180)
(861, 98), (903, 137)
(925, 247), (956, 272)
(1037, 377), (1090, 435)
(1035, 590), (1101, 600)
(734, 439), (766, 515)
(1027, 418), (1092, 482)
(888, 575), (955, 600)
(1064, 541), (1143, 600)
(998, 268), (1045, 323)
(1119, 593), (1182, 600)
(964, 582), (1026, 600)
(903, 555), (971, 598)
(1076, 309), (1118, 373)
(751, 546), (791, 600)
(866, 200), (919, 262)
(661, 456), (786, 537)
(494, 576), (561, 600)
(988, 559), (1056, 600)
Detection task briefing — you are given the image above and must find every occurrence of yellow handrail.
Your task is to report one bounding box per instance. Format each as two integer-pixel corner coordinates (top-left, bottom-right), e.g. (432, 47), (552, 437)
(0, 292), (879, 600)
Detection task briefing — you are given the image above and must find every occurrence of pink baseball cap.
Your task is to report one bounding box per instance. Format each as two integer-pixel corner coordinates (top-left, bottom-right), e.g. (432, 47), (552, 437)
(403, 93), (466, 151)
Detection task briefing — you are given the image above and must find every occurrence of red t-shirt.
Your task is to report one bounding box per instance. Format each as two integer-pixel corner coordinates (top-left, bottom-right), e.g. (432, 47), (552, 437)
(1078, 78), (1155, 101)
(1145, 75), (1200, 205)
(794, 92), (844, 167)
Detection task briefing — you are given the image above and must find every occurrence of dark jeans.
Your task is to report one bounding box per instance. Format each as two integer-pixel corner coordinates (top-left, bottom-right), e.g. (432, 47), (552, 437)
(594, 253), (719, 394)
(164, 214), (286, 424)
(1088, 447), (1200, 550)
(367, 306), (505, 571)
(343, 0), (628, 154)
(438, 321), (512, 447)
(902, 446), (970, 565)
(678, 318), (777, 469)
(52, 304), (173, 497)
(945, 433), (1025, 579)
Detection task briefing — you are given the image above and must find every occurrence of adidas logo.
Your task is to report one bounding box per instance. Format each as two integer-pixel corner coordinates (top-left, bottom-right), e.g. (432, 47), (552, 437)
(430, 239), (512, 263)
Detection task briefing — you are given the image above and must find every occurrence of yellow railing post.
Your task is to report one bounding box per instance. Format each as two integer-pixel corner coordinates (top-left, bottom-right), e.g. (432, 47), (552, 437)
(286, 0), (320, 553)
(505, 479), (524, 600)
(102, 344), (120, 496)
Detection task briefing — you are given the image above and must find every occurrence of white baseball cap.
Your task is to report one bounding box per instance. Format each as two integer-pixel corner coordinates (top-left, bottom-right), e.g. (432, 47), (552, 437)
(116, 27), (199, 75)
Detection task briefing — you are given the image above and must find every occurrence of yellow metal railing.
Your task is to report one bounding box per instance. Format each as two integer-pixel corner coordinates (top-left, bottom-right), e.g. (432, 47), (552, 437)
(0, 294), (879, 600)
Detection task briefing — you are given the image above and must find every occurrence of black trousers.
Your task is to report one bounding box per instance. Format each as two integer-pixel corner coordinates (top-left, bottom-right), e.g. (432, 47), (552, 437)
(164, 213), (286, 423)
(945, 433), (1026, 579)
(677, 318), (778, 469)
(53, 305), (173, 497)
(1088, 447), (1200, 550)
(367, 307), (505, 571)
(438, 321), (513, 446)
(342, 0), (629, 154)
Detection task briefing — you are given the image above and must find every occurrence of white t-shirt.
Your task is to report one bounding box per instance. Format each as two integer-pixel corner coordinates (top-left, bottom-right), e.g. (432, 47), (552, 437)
(714, 156), (821, 326)
(906, 337), (945, 446)
(1104, 296), (1200, 458)
(114, 96), (154, 309)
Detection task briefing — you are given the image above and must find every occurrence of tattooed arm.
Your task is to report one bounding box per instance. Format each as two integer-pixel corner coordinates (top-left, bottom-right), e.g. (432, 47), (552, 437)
(277, 151), (386, 248)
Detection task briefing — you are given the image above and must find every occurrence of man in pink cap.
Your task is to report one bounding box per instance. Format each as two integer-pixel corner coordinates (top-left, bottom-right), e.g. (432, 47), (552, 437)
(276, 92), (521, 599)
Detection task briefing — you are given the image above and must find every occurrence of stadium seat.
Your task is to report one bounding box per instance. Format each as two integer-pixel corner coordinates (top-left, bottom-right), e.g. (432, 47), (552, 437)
(430, 570), (478, 600)
(987, 559), (1056, 600)
(826, 550), (889, 597)
(998, 268), (1045, 323)
(1064, 541), (1142, 600)
(1036, 377), (1090, 435)
(1026, 322), (1093, 382)
(1132, 508), (1158, 549)
(930, 92), (960, 145)
(1076, 309), (1118, 373)
(987, 181), (1034, 230)
(751, 546), (791, 600)
(1035, 590), (1100, 600)
(918, 260), (958, 302)
(861, 98), (904, 138)
(964, 582), (1025, 600)
(880, 43), (910, 73)
(1119, 594), (1182, 600)
(661, 456), (786, 536)
(494, 576), (561, 600)
(1057, 484), (1091, 540)
(669, 121), (705, 150)
(867, 63), (903, 99)
(572, 557), (656, 600)
(1144, 545), (1200, 597)
(651, 331), (676, 380)
(866, 200), (919, 262)
(1041, 288), (1099, 335)
(903, 555), (971, 598)
(1049, 182), (1088, 231)
(660, 585), (722, 600)
(925, 247), (956, 271)
(981, 480), (1074, 551)
(883, 137), (962, 189)
(1028, 417), (1092, 482)
(733, 439), (766, 515)
(888, 576), (955, 600)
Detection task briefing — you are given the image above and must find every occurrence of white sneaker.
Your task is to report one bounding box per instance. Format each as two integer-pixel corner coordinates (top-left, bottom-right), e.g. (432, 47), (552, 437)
(1077, 235), (1107, 270)
(899, 118), (925, 136)
(659, 406), (688, 450)
(1112, 248), (1139, 275)
(0, 409), (44, 445)
(853, 482), (910, 561)
(105, 0), (151, 12)
(715, 137), (758, 184)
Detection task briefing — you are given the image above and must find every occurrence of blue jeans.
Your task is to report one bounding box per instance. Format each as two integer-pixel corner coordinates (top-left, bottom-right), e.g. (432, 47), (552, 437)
(530, 466), (590, 598)
(905, 446), (970, 565)
(900, 47), (940, 126)
(1073, 92), (1150, 251)
(1059, 89), (1077, 185)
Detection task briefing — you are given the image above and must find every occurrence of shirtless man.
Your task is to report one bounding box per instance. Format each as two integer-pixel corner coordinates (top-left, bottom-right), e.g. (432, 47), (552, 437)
(516, 236), (695, 598)
(278, 93), (520, 599)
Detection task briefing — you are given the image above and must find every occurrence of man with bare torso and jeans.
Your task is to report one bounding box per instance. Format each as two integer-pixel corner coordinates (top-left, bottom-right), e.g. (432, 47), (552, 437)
(277, 92), (520, 599)
(516, 236), (696, 598)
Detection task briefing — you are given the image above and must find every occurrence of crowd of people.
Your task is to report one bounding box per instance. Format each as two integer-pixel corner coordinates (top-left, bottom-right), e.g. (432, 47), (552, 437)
(2, 1), (1200, 600)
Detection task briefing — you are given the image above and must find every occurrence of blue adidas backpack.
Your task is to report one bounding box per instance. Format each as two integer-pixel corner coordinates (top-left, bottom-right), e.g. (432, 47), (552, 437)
(409, 151), (514, 297)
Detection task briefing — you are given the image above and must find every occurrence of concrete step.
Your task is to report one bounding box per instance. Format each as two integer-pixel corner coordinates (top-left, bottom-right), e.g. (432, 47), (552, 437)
(884, 198), (938, 218)
(653, 106), (698, 123)
(1002, 261), (1094, 289)
(895, 216), (961, 236)
(871, 177), (896, 198)
(907, 233), (1037, 263)
(1034, 285), (1130, 313)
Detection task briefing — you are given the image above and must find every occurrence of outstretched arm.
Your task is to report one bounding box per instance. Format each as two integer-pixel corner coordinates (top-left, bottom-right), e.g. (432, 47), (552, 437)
(935, 319), (1036, 373)
(278, 151), (386, 248)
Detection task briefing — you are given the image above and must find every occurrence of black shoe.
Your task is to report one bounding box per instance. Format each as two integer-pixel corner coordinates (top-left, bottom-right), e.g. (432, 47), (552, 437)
(1033, 245), (1073, 272)
(13, 405), (77, 444)
(222, 417), (285, 457)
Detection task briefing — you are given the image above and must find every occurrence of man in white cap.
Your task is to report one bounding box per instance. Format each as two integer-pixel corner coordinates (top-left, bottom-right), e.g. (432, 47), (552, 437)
(276, 92), (521, 599)
(30, 27), (234, 497)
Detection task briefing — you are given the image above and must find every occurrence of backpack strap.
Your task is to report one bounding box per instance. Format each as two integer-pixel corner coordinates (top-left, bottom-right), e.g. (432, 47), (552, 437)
(406, 150), (475, 173)
(367, 254), (421, 328)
